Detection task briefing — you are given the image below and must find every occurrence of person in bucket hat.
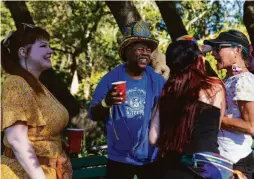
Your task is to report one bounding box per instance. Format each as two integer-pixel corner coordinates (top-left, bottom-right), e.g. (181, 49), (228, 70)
(89, 20), (165, 179)
(119, 20), (158, 61)
(204, 30), (254, 179)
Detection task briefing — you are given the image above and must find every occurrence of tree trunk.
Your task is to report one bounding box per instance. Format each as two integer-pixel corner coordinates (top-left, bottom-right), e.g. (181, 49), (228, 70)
(243, 1), (254, 56)
(5, 1), (35, 30)
(105, 1), (141, 33)
(156, 1), (188, 41)
(4, 1), (80, 118)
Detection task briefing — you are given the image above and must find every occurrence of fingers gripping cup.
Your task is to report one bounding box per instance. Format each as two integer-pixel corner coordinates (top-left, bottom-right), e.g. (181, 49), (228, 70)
(67, 128), (84, 154)
(112, 81), (126, 102)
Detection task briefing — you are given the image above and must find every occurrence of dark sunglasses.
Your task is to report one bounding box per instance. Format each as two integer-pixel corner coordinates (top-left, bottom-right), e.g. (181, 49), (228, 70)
(212, 44), (236, 54)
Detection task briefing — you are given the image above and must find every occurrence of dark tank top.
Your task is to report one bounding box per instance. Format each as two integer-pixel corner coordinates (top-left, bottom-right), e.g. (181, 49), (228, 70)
(161, 101), (220, 172)
(163, 101), (221, 168)
(183, 101), (220, 154)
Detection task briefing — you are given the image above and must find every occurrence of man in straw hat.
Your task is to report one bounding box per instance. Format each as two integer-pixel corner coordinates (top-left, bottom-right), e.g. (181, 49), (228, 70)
(89, 20), (165, 179)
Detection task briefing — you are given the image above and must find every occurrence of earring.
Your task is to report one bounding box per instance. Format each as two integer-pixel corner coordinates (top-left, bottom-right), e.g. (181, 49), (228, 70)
(232, 64), (243, 74)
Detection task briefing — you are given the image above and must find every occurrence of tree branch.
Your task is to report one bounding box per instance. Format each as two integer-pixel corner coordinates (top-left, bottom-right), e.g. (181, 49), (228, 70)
(5, 1), (35, 30)
(105, 1), (141, 33)
(156, 1), (188, 41)
(185, 10), (207, 31)
(51, 47), (73, 55)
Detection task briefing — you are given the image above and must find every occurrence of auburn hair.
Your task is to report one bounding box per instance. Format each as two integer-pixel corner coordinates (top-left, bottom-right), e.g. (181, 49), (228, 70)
(156, 40), (224, 156)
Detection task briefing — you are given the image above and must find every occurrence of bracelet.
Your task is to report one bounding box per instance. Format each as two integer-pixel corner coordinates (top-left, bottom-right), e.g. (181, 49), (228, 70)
(101, 98), (110, 108)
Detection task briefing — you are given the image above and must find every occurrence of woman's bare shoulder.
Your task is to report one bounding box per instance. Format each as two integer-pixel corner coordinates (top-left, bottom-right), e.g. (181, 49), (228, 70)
(199, 83), (225, 108)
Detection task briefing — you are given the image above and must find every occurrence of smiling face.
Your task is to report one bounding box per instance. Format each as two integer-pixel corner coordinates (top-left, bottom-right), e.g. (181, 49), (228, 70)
(126, 42), (152, 71)
(25, 39), (53, 72)
(211, 45), (237, 70)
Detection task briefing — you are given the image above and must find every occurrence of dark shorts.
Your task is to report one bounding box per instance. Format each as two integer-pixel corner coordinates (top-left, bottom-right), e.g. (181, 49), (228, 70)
(233, 151), (254, 179)
(106, 159), (162, 179)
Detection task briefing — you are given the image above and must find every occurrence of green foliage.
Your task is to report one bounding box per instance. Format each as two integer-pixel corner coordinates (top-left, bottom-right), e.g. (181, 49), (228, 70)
(133, 1), (171, 53)
(175, 1), (224, 38)
(175, 0), (244, 39)
(26, 1), (122, 100)
(1, 1), (251, 153)
(2, 0), (248, 91)
(0, 2), (16, 84)
(134, 0), (248, 79)
(0, 2), (16, 39)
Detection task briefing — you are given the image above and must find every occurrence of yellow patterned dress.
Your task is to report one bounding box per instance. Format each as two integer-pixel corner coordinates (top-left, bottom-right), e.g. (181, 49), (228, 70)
(1, 75), (72, 179)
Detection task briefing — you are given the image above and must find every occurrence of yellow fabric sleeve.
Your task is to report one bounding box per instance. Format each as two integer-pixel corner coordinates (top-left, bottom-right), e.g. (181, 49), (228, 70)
(1, 75), (46, 130)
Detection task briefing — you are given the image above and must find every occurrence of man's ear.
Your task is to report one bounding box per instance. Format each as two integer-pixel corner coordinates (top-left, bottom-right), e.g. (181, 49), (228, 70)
(19, 47), (27, 58)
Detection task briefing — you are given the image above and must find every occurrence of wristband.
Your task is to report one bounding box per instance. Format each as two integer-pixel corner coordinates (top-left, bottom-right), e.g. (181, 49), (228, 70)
(101, 98), (119, 140)
(101, 98), (110, 108)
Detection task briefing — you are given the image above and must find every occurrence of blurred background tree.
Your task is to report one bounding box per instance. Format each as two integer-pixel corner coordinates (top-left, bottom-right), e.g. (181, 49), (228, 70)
(1, 0), (252, 150)
(134, 0), (250, 79)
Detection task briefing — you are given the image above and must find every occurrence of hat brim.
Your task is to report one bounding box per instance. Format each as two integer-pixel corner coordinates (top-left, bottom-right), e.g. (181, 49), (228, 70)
(201, 44), (213, 53)
(119, 36), (158, 60)
(204, 39), (231, 46)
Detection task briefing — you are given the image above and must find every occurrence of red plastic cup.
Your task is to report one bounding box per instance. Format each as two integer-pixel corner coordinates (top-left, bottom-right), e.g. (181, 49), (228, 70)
(112, 81), (126, 102)
(67, 128), (84, 154)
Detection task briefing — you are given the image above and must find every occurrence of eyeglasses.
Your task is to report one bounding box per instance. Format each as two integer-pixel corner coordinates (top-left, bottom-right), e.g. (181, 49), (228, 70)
(212, 44), (234, 54)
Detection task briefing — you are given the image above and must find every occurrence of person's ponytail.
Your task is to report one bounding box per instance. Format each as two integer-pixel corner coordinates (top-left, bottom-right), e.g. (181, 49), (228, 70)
(1, 39), (21, 75)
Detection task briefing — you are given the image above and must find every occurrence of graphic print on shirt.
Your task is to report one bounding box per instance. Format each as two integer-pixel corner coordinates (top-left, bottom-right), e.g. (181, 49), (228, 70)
(125, 87), (146, 119)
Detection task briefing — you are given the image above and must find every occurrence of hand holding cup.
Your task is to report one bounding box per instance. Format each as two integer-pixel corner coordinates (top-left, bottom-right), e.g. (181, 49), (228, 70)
(105, 81), (126, 106)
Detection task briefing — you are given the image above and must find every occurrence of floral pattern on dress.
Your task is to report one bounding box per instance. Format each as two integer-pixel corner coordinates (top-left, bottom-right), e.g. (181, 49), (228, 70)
(224, 72), (254, 118)
(1, 75), (72, 179)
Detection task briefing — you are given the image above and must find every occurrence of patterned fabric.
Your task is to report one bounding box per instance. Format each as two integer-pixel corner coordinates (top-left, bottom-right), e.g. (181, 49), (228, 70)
(176, 35), (198, 44)
(231, 73), (254, 102)
(55, 153), (72, 179)
(1, 75), (71, 179)
(119, 20), (158, 59)
(218, 72), (254, 163)
(123, 20), (153, 39)
(181, 152), (247, 179)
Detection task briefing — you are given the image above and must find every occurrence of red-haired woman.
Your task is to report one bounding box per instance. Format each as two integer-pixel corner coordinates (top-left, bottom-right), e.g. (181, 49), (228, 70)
(1, 24), (72, 179)
(149, 40), (238, 179)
